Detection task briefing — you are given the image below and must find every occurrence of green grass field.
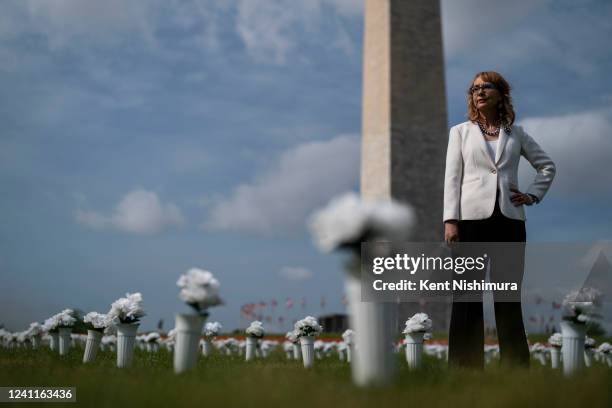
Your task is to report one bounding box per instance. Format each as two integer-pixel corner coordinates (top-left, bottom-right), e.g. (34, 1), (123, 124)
(1, 346), (610, 407)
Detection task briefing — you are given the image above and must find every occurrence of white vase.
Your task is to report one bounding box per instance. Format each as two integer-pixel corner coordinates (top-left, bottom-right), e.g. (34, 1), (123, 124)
(58, 328), (72, 356)
(606, 354), (612, 367)
(31, 335), (41, 349)
(346, 344), (353, 363)
(49, 332), (59, 351)
(560, 321), (586, 376)
(173, 314), (204, 374)
(584, 349), (594, 368)
(404, 332), (425, 370)
(83, 330), (103, 363)
(300, 336), (315, 369)
(292, 343), (301, 360)
(345, 276), (396, 386)
(245, 337), (258, 361)
(338, 348), (346, 361)
(201, 339), (212, 357)
(550, 347), (561, 369)
(116, 322), (139, 368)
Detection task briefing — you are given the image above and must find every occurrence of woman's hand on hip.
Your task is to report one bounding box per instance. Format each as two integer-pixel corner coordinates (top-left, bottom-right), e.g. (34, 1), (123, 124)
(510, 188), (534, 206)
(444, 220), (459, 244)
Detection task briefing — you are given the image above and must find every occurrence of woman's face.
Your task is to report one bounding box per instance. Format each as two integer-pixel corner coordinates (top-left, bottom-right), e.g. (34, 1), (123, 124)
(471, 76), (501, 112)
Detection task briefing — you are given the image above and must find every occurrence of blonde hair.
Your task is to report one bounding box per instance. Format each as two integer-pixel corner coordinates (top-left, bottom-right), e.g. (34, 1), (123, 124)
(467, 71), (516, 127)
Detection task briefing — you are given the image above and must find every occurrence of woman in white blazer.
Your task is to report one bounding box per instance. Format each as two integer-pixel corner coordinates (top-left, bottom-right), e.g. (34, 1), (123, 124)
(443, 71), (555, 368)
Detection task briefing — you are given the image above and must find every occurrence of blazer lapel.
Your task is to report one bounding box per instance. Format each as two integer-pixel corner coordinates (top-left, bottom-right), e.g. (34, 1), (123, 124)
(470, 121), (496, 168)
(494, 126), (509, 164)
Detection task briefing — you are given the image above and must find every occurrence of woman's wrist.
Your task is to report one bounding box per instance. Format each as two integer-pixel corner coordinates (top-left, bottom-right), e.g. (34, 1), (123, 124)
(527, 194), (539, 204)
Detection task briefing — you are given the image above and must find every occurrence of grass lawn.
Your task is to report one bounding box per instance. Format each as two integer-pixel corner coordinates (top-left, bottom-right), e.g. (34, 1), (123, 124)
(1, 346), (610, 407)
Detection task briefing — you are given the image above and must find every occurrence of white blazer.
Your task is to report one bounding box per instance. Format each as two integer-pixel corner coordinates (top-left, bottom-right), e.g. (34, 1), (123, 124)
(443, 120), (556, 222)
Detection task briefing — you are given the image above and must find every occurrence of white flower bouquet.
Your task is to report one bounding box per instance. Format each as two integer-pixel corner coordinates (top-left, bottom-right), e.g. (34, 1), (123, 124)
(82, 313), (108, 363)
(308, 192), (415, 254)
(107, 293), (146, 325)
(562, 287), (603, 324)
(26, 322), (43, 338)
(597, 342), (612, 367)
(245, 321), (264, 361)
(530, 342), (548, 365)
(43, 309), (77, 333)
(83, 312), (108, 332)
(245, 321), (265, 339)
(559, 289), (600, 376)
(548, 332), (563, 348)
(402, 313), (432, 334)
(294, 317), (322, 369)
(166, 329), (177, 342)
(204, 322), (222, 338)
(342, 329), (355, 345)
(56, 309), (77, 328)
(105, 293), (144, 368)
(101, 335), (117, 348)
(145, 332), (161, 353)
(584, 336), (596, 349)
(177, 268), (223, 317)
(597, 342), (612, 354)
(44, 309), (77, 355)
(340, 329), (355, 362)
(285, 330), (299, 344)
(200, 323), (220, 357)
(403, 313), (432, 369)
(294, 316), (323, 338)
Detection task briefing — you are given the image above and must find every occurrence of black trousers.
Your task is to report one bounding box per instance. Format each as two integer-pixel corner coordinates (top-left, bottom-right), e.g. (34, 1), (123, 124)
(448, 195), (530, 369)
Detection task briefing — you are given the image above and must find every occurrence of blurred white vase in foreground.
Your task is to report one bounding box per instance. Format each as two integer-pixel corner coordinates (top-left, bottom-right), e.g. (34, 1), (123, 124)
(173, 314), (204, 374)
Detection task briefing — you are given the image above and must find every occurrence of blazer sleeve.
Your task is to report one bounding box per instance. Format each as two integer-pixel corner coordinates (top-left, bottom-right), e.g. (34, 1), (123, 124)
(443, 126), (463, 222)
(519, 126), (556, 202)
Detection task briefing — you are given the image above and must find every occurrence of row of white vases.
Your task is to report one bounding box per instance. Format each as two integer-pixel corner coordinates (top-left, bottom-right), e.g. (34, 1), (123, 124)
(25, 312), (611, 383)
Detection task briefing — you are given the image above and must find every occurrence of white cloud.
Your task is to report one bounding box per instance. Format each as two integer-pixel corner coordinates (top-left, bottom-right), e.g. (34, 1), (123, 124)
(76, 189), (185, 234)
(12, 0), (158, 49)
(235, 0), (362, 64)
(518, 107), (612, 197)
(278, 266), (313, 281)
(1, 0), (361, 63)
(203, 134), (360, 235)
(441, 0), (548, 59)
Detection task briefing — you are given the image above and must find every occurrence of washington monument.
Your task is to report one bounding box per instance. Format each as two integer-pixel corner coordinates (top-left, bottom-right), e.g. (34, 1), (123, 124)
(360, 0), (449, 331)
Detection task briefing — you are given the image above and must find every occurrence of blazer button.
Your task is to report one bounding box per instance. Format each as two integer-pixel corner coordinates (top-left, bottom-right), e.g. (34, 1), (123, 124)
(491, 169), (497, 174)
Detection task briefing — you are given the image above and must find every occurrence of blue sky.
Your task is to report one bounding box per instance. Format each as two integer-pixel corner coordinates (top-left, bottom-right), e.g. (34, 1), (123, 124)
(1, 0), (611, 333)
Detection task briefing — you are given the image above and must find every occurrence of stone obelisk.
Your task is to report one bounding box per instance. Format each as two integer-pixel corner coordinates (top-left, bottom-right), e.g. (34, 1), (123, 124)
(360, 0), (449, 331)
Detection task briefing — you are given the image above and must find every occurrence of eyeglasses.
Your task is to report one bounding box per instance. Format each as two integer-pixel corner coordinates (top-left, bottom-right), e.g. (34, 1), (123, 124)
(469, 83), (497, 94)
